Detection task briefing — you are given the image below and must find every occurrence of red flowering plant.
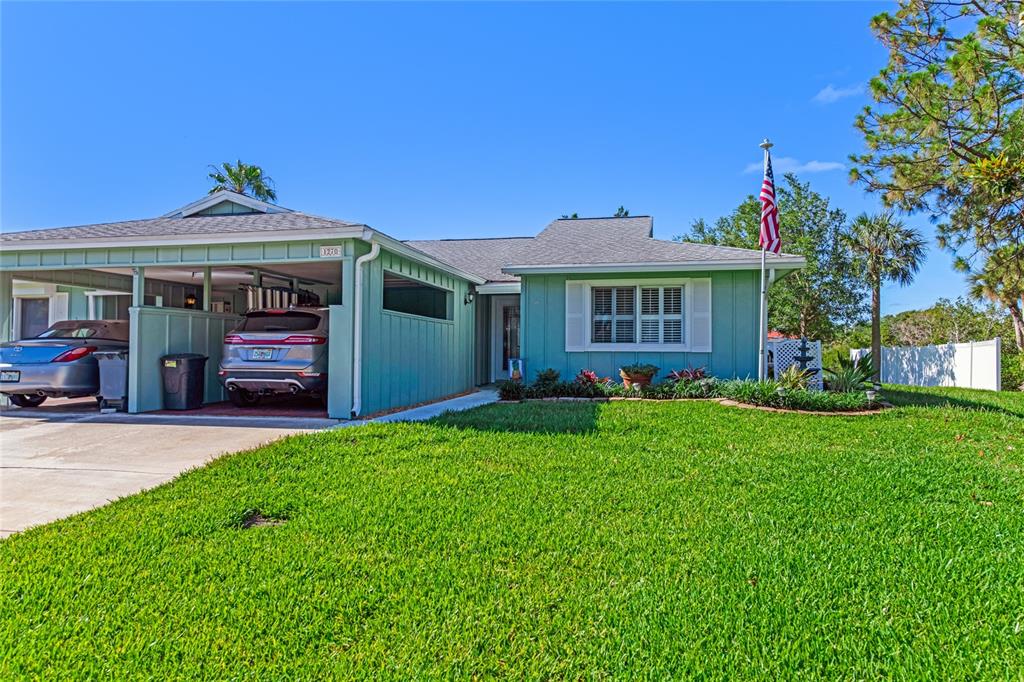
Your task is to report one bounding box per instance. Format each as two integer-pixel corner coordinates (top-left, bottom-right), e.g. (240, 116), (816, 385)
(669, 367), (706, 382)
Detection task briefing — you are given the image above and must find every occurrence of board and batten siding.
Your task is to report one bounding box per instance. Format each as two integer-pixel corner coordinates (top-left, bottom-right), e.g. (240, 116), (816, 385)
(128, 307), (242, 413)
(520, 271), (759, 382)
(357, 244), (476, 416)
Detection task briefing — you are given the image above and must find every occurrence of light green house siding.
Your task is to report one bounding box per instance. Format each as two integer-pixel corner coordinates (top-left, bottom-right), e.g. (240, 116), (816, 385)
(356, 243), (476, 416)
(520, 270), (759, 382)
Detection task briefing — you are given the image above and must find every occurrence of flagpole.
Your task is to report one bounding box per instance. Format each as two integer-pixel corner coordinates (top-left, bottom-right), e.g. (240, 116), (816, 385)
(757, 138), (773, 381)
(758, 245), (767, 380)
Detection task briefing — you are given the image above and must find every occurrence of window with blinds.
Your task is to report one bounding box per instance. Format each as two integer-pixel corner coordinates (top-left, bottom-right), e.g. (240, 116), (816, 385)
(591, 286), (635, 343)
(591, 285), (683, 345)
(639, 286), (684, 344)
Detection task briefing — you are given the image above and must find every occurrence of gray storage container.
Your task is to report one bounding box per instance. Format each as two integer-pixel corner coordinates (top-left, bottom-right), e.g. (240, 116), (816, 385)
(160, 353), (208, 410)
(94, 349), (129, 411)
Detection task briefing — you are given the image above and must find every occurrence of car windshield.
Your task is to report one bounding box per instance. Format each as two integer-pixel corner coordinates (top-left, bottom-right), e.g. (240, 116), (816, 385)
(35, 321), (129, 342)
(237, 311), (321, 333)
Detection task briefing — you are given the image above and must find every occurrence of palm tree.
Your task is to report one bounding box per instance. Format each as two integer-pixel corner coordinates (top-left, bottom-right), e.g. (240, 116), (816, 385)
(207, 160), (277, 202)
(846, 212), (926, 383)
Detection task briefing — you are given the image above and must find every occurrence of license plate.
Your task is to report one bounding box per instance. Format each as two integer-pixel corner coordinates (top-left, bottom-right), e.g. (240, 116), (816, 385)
(250, 348), (274, 361)
(0, 370), (20, 382)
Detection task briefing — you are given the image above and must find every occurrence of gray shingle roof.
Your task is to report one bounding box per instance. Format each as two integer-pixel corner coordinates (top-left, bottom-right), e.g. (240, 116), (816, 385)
(405, 237), (534, 283)
(0, 211), (360, 242)
(505, 217), (801, 268)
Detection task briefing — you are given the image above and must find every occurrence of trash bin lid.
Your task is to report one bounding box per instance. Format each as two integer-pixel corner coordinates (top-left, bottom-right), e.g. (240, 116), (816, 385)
(94, 350), (128, 358)
(160, 353), (208, 361)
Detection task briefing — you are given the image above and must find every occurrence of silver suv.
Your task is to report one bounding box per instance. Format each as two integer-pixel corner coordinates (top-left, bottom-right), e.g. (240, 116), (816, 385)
(218, 308), (329, 407)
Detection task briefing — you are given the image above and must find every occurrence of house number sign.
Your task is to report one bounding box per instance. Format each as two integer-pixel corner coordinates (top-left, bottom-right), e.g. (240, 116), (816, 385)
(319, 245), (343, 258)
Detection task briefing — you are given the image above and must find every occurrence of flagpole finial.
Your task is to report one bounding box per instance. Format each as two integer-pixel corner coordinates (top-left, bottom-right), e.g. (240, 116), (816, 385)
(759, 138), (774, 151)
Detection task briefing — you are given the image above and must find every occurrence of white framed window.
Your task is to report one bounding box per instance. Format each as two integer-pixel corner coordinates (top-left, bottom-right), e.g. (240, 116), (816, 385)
(565, 278), (711, 353)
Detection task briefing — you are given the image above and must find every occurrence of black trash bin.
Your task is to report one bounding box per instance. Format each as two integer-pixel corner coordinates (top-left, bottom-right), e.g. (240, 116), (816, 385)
(160, 353), (208, 410)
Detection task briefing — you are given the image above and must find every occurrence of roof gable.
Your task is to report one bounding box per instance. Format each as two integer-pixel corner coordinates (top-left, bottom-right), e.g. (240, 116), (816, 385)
(161, 190), (292, 218)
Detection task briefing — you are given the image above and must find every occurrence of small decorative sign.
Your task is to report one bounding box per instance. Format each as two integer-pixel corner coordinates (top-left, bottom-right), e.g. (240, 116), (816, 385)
(508, 358), (523, 382)
(319, 245), (343, 258)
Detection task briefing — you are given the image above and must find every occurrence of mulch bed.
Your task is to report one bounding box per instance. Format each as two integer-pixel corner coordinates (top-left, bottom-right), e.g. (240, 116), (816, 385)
(499, 397), (891, 415)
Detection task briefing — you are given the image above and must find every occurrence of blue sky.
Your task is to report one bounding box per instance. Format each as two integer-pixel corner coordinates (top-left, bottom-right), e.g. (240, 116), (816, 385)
(1, 1), (963, 314)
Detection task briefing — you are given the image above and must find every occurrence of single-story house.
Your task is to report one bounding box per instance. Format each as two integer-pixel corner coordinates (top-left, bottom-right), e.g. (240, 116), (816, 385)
(0, 191), (804, 418)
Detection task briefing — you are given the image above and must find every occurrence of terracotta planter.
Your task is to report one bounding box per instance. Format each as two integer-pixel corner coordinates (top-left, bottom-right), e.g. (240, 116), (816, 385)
(619, 369), (654, 389)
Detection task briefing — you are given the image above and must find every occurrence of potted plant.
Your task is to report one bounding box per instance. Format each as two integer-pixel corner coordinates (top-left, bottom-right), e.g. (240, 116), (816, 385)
(619, 363), (659, 389)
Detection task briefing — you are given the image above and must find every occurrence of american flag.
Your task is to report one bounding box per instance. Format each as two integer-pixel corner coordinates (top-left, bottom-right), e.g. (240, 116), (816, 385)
(759, 151), (781, 253)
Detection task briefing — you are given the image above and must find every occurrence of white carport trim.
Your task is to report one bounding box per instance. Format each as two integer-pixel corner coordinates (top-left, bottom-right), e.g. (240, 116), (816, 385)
(476, 282), (521, 294)
(0, 226), (368, 251)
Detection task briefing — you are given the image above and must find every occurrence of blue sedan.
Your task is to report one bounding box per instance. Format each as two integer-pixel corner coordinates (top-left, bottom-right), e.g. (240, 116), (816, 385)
(0, 320), (129, 408)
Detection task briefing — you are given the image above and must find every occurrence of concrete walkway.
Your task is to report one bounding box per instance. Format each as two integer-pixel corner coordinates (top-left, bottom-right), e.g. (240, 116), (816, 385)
(0, 389), (498, 538)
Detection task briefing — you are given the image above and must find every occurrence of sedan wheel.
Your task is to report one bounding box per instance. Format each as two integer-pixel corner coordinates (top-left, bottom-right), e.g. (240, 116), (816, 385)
(228, 389), (261, 408)
(10, 394), (47, 408)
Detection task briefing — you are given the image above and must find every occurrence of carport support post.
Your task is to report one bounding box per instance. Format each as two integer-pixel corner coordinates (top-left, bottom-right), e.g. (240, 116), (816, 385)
(131, 267), (145, 307)
(0, 271), (12, 343)
(0, 272), (11, 407)
(128, 267), (145, 414)
(327, 251), (355, 420)
(202, 267), (212, 312)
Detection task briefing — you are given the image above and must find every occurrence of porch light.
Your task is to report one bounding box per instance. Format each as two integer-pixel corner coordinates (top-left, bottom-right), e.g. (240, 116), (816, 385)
(184, 292), (197, 308)
(463, 288), (476, 305)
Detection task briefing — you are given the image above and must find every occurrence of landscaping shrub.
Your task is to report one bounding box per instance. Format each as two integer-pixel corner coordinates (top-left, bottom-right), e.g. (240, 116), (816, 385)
(496, 379), (525, 401)
(717, 379), (872, 411)
(825, 351), (875, 393)
(508, 368), (870, 411)
(778, 364), (814, 390)
(672, 377), (720, 398)
(669, 367), (706, 381)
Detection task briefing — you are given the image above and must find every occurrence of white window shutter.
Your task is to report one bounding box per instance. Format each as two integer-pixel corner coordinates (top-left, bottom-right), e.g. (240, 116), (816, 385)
(565, 281), (586, 352)
(49, 293), (70, 325)
(689, 279), (712, 352)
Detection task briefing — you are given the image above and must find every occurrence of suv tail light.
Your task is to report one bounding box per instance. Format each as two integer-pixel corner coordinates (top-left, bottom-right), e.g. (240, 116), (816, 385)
(223, 335), (325, 345)
(52, 346), (97, 362)
(282, 335), (326, 345)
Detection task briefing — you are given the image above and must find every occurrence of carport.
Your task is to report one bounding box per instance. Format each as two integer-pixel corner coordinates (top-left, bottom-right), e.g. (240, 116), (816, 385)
(1, 191), (483, 419)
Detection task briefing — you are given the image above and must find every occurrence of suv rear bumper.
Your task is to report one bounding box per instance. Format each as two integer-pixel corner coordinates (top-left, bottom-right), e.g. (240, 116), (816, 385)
(219, 369), (326, 395)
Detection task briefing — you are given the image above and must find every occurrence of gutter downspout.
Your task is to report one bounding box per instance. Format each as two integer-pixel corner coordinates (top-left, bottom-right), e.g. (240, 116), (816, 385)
(351, 240), (380, 418)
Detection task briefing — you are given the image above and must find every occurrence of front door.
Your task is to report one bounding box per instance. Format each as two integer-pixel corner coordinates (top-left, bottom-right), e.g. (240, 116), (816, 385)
(491, 296), (521, 382)
(19, 298), (50, 338)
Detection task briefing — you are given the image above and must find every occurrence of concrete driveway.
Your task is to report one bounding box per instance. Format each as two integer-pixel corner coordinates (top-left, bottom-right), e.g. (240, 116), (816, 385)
(0, 406), (330, 538)
(0, 389), (497, 539)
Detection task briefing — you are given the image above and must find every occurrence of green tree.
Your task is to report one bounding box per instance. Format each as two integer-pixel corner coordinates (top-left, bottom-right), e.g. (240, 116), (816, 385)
(969, 245), (1024, 351)
(846, 212), (927, 381)
(852, 1), (1023, 347)
(613, 206), (629, 218)
(681, 174), (867, 341)
(207, 160), (278, 202)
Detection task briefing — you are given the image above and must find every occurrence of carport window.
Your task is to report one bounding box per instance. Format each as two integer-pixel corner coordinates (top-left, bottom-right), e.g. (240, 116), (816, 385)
(383, 271), (452, 321)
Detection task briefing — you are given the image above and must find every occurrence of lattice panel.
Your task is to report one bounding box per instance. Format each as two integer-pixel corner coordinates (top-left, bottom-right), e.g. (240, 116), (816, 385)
(768, 339), (823, 390)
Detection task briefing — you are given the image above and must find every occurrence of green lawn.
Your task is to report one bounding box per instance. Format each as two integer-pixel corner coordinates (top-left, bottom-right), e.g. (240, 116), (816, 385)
(2, 387), (1023, 678)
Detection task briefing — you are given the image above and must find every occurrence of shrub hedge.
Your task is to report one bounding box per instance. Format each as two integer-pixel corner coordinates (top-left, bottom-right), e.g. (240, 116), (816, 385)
(497, 370), (875, 412)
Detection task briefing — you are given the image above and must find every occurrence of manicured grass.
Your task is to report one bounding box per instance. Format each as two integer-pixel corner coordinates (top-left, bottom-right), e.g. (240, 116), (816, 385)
(2, 388), (1023, 678)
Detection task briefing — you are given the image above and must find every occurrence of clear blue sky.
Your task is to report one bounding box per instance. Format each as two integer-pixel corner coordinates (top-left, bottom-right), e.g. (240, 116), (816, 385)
(1, 1), (963, 315)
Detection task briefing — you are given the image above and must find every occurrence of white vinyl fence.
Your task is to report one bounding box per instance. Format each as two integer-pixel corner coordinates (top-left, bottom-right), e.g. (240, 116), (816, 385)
(851, 338), (1002, 392)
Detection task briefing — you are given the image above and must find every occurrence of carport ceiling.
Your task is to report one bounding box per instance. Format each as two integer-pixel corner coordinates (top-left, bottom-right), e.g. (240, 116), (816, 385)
(94, 262), (342, 287)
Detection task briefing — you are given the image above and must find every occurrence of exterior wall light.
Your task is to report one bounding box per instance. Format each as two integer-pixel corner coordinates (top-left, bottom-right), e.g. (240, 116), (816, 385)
(184, 293), (197, 309)
(463, 288), (476, 305)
